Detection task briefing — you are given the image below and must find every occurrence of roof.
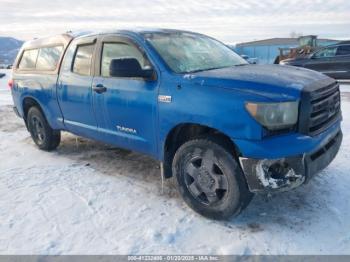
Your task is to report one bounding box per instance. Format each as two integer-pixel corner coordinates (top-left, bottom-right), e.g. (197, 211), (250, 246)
(337, 40), (350, 45)
(72, 28), (198, 39)
(236, 38), (299, 47)
(21, 28), (203, 49)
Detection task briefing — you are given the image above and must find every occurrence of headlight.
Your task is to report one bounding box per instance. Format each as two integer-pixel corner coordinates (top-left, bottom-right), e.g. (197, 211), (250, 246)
(245, 101), (299, 130)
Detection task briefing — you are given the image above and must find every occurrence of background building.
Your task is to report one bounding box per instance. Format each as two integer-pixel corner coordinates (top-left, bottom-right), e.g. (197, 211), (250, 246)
(233, 37), (339, 64)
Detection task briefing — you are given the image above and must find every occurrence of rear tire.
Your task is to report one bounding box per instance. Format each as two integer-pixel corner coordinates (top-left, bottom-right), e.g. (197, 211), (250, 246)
(172, 137), (253, 220)
(27, 107), (61, 151)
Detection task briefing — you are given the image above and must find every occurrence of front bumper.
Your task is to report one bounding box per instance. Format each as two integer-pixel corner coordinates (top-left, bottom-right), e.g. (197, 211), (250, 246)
(239, 129), (342, 193)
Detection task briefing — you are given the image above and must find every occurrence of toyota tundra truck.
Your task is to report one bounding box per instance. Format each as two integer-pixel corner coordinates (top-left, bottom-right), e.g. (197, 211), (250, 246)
(9, 29), (342, 219)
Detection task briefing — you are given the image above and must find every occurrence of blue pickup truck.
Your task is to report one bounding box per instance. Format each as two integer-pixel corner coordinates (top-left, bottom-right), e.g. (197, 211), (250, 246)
(10, 29), (342, 219)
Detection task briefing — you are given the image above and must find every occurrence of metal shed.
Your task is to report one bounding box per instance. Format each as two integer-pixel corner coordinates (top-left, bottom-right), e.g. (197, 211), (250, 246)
(234, 37), (339, 64)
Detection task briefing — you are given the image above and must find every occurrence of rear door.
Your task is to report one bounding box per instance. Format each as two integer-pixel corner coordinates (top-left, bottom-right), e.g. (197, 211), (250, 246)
(91, 35), (159, 155)
(57, 36), (98, 138)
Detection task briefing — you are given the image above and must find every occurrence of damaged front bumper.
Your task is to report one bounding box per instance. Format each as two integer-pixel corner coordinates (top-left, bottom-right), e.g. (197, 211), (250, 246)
(239, 130), (342, 193)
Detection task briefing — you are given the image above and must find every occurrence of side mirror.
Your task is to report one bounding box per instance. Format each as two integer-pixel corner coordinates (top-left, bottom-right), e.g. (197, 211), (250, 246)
(109, 58), (155, 79)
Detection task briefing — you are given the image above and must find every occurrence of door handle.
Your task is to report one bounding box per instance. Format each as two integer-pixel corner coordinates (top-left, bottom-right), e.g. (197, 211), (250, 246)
(92, 84), (107, 94)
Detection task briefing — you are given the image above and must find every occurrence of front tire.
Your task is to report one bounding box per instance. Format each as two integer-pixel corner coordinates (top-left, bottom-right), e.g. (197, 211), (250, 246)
(172, 137), (253, 220)
(27, 107), (61, 151)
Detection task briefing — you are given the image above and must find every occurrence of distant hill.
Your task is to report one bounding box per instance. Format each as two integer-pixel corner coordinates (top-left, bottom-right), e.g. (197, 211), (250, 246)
(0, 37), (24, 65)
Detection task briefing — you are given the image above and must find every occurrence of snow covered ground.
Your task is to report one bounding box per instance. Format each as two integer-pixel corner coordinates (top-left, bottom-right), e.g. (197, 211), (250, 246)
(0, 70), (12, 106)
(0, 68), (350, 255)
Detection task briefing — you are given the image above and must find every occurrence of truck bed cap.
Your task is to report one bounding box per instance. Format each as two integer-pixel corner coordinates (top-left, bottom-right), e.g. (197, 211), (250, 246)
(22, 33), (74, 50)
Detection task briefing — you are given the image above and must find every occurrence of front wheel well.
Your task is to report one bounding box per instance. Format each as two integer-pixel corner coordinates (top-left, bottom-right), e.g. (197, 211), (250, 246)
(163, 123), (240, 178)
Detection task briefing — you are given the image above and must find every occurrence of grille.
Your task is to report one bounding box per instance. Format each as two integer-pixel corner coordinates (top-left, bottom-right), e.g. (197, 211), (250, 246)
(299, 81), (341, 136)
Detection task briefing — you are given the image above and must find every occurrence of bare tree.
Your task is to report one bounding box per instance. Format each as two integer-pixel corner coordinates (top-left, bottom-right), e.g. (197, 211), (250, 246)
(290, 31), (303, 38)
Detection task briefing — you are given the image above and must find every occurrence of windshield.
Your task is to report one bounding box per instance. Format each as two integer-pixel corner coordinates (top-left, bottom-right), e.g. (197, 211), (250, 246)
(144, 32), (247, 73)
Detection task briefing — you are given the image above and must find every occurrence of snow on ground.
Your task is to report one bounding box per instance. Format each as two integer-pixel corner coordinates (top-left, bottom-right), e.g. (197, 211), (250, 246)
(0, 68), (350, 254)
(0, 69), (12, 106)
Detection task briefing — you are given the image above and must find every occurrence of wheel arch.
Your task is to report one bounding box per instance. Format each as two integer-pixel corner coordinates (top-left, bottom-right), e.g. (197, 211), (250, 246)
(162, 122), (241, 178)
(22, 96), (43, 119)
(22, 96), (48, 128)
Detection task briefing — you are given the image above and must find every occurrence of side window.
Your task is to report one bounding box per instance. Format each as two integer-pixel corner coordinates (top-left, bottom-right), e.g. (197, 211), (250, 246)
(314, 47), (337, 58)
(36, 46), (64, 71)
(101, 42), (150, 77)
(336, 45), (350, 56)
(72, 44), (95, 76)
(18, 49), (39, 70)
(61, 43), (76, 72)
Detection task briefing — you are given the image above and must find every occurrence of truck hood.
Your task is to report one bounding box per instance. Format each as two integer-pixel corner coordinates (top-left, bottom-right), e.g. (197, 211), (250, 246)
(186, 64), (333, 101)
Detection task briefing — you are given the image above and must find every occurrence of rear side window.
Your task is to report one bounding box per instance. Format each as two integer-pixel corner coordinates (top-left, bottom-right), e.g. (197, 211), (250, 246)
(72, 44), (95, 76)
(336, 45), (350, 56)
(18, 49), (39, 70)
(36, 46), (64, 70)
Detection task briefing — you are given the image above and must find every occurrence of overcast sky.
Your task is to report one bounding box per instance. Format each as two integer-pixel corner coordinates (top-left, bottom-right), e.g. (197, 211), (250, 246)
(0, 0), (349, 43)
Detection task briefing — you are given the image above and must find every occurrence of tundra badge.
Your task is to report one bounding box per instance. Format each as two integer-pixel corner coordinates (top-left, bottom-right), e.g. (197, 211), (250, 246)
(158, 95), (172, 103)
(116, 125), (137, 134)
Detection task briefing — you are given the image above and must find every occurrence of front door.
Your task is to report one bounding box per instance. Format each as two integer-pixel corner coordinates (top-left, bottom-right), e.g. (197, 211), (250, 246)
(332, 44), (350, 79)
(304, 46), (338, 75)
(92, 35), (159, 156)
